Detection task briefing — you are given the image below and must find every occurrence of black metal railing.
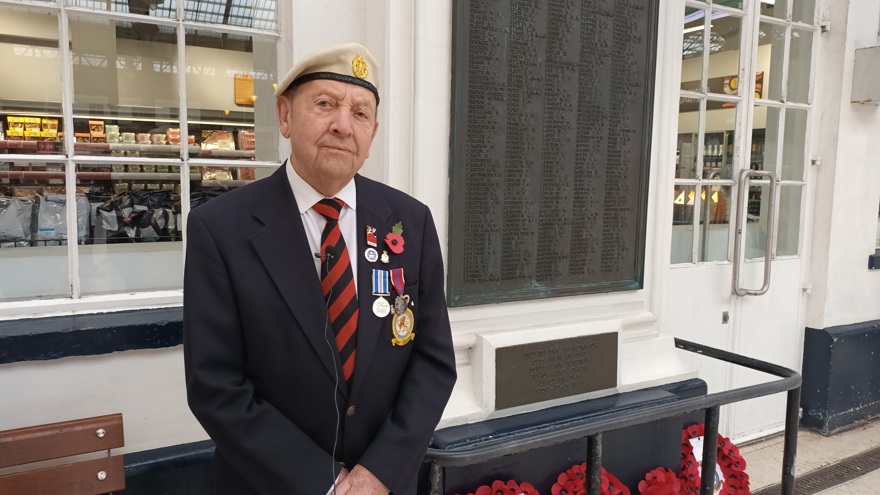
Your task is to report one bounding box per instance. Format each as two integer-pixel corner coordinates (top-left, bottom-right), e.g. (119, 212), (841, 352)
(425, 338), (802, 495)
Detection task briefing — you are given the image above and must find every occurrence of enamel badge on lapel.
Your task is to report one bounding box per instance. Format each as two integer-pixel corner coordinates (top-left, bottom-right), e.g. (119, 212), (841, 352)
(365, 226), (379, 262)
(380, 250), (390, 264)
(389, 267), (414, 345)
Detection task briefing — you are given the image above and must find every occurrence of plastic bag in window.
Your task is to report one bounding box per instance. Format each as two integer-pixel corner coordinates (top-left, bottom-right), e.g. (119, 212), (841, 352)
(35, 194), (66, 244)
(96, 192), (134, 235)
(0, 196), (33, 243)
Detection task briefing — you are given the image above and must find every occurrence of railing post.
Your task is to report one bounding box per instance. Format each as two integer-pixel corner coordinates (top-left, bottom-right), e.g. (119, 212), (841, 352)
(429, 462), (443, 495)
(700, 406), (720, 495)
(781, 386), (801, 495)
(587, 433), (602, 495)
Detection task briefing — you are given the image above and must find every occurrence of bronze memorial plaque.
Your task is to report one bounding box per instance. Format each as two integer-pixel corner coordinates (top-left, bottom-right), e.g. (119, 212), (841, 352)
(495, 333), (618, 410)
(447, 0), (658, 306)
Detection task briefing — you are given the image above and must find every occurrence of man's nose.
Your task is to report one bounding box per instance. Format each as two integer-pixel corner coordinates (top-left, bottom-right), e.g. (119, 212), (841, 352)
(329, 110), (354, 136)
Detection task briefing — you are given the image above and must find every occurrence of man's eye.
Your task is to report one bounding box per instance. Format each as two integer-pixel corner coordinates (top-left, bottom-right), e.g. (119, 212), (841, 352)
(317, 100), (332, 107)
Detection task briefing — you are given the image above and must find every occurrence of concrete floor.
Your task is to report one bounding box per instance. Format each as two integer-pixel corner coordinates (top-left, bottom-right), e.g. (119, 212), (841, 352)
(740, 418), (880, 494)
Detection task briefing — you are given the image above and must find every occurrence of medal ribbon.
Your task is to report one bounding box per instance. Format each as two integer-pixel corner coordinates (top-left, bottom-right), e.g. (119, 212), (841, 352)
(390, 268), (405, 296)
(372, 269), (389, 296)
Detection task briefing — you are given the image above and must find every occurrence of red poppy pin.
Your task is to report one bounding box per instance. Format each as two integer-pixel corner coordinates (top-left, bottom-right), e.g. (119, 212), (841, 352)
(385, 221), (405, 254)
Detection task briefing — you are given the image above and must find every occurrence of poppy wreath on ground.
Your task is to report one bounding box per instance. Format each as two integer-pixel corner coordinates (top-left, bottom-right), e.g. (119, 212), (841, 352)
(455, 479), (540, 495)
(551, 462), (631, 495)
(637, 467), (681, 495)
(680, 424), (751, 495)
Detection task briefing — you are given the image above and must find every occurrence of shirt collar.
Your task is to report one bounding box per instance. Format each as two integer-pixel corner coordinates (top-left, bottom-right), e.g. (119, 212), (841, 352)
(285, 159), (357, 215)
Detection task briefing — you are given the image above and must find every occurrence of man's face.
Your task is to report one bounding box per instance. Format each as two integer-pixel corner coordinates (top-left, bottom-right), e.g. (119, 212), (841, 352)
(276, 79), (379, 195)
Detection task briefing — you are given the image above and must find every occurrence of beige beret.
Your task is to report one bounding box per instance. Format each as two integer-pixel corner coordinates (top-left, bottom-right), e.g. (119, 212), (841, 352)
(274, 42), (380, 103)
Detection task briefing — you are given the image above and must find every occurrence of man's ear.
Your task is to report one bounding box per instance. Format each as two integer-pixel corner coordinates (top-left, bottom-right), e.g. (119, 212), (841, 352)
(276, 95), (292, 139)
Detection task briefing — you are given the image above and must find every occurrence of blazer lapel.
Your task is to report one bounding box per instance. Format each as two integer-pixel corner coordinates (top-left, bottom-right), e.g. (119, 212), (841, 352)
(350, 175), (392, 399)
(250, 166), (347, 393)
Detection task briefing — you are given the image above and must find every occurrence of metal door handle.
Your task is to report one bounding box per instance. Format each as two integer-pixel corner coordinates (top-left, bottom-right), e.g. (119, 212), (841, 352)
(732, 169), (778, 296)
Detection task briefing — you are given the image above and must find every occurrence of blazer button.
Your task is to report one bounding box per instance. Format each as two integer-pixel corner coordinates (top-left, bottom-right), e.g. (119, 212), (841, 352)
(346, 405), (356, 417)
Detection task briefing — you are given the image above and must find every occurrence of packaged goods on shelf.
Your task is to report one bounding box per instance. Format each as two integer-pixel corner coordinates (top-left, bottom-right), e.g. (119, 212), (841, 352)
(6, 116), (25, 131)
(0, 196), (34, 244)
(6, 129), (23, 140)
(41, 119), (58, 132)
(200, 166), (233, 181)
(142, 164), (156, 173)
(201, 130), (235, 150)
(88, 120), (104, 135)
(33, 193), (89, 244)
(237, 130), (255, 150)
(136, 133), (150, 145)
(75, 132), (91, 143)
(237, 167), (255, 181)
(24, 130), (42, 141)
(24, 118), (41, 131)
(111, 163), (126, 172)
(166, 128), (180, 144)
(150, 133), (166, 145)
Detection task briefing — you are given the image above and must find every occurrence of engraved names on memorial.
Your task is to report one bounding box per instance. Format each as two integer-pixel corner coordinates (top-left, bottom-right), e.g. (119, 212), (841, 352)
(449, 0), (656, 306)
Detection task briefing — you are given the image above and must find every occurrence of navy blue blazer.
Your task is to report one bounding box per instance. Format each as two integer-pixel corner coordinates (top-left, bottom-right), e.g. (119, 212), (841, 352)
(183, 165), (457, 494)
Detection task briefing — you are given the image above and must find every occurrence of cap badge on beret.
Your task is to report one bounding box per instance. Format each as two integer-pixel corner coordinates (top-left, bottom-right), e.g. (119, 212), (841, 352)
(352, 55), (369, 80)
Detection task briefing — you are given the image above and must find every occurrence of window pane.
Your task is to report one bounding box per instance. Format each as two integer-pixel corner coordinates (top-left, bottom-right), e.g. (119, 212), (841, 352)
(184, 0), (277, 31)
(714, 0), (743, 9)
(66, 0), (178, 19)
(703, 105), (736, 179)
(787, 28), (813, 104)
(0, 8), (65, 154)
(69, 16), (182, 159)
(0, 161), (72, 301)
(185, 29), (278, 161)
(781, 107), (807, 180)
(672, 185), (696, 264)
(756, 22), (786, 101)
(777, 185), (801, 256)
(792, 0), (816, 24)
(677, 98), (701, 179)
(752, 105), (779, 173)
(707, 13), (742, 95)
(681, 7), (706, 85)
(760, 0), (787, 20)
(700, 185), (731, 262)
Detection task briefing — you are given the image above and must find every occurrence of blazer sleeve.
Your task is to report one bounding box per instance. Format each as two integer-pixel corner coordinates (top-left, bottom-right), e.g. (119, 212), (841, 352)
(183, 209), (341, 495)
(356, 206), (458, 494)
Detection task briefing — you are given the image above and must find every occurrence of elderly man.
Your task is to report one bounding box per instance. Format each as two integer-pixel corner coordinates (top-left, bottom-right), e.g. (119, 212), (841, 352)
(183, 42), (457, 495)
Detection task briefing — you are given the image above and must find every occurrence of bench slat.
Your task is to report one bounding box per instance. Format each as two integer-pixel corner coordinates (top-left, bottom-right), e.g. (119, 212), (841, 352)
(0, 414), (124, 469)
(0, 455), (125, 495)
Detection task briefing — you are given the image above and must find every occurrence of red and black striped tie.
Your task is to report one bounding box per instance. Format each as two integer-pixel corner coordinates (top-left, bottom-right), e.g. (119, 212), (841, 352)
(314, 198), (358, 384)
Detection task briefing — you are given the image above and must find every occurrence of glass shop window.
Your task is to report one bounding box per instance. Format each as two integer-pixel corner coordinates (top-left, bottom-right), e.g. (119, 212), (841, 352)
(0, 1), (279, 305)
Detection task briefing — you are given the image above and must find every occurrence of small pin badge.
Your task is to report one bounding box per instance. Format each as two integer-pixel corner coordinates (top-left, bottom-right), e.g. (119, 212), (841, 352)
(365, 247), (379, 263)
(380, 250), (390, 264)
(366, 226), (378, 247)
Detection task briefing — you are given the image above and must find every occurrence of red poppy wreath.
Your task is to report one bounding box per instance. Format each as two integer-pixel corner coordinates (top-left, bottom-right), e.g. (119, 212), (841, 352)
(551, 462), (631, 495)
(455, 479), (540, 495)
(679, 424), (751, 495)
(637, 467), (681, 495)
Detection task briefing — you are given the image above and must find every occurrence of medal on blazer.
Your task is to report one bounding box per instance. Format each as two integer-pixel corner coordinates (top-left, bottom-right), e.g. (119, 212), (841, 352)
(389, 268), (414, 345)
(371, 269), (391, 318)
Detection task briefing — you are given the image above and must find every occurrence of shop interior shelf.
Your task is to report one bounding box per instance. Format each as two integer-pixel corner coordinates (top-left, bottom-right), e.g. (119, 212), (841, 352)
(0, 140), (254, 159)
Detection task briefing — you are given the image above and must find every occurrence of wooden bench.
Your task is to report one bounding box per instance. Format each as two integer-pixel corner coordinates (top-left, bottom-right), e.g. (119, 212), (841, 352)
(0, 413), (125, 494)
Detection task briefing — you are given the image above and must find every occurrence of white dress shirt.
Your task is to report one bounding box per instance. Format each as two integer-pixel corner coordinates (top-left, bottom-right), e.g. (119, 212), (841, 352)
(285, 160), (358, 293)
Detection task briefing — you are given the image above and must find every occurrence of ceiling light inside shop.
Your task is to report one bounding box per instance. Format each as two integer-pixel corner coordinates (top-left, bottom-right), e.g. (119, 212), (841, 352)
(683, 24), (712, 34)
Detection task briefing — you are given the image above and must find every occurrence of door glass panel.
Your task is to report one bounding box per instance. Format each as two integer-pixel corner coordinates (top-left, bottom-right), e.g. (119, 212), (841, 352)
(184, 29), (278, 161)
(752, 105), (779, 173)
(792, 0), (816, 25)
(787, 28), (813, 104)
(760, 0), (787, 20)
(672, 185), (696, 264)
(756, 22), (786, 101)
(677, 98), (701, 179)
(682, 7), (706, 87)
(745, 181), (771, 260)
(703, 105), (736, 180)
(777, 185), (802, 256)
(67, 0), (178, 19)
(707, 13), (742, 94)
(69, 15), (181, 159)
(700, 185), (732, 261)
(0, 8), (64, 153)
(781, 107), (807, 180)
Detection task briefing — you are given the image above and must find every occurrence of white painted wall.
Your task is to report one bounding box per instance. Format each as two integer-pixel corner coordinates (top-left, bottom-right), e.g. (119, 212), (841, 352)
(807, 0), (880, 329)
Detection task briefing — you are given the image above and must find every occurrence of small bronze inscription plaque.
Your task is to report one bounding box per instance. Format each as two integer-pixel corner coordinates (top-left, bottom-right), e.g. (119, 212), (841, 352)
(495, 333), (618, 410)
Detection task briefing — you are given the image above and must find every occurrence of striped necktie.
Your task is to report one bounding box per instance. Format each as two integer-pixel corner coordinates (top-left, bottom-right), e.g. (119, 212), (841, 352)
(313, 198), (358, 384)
